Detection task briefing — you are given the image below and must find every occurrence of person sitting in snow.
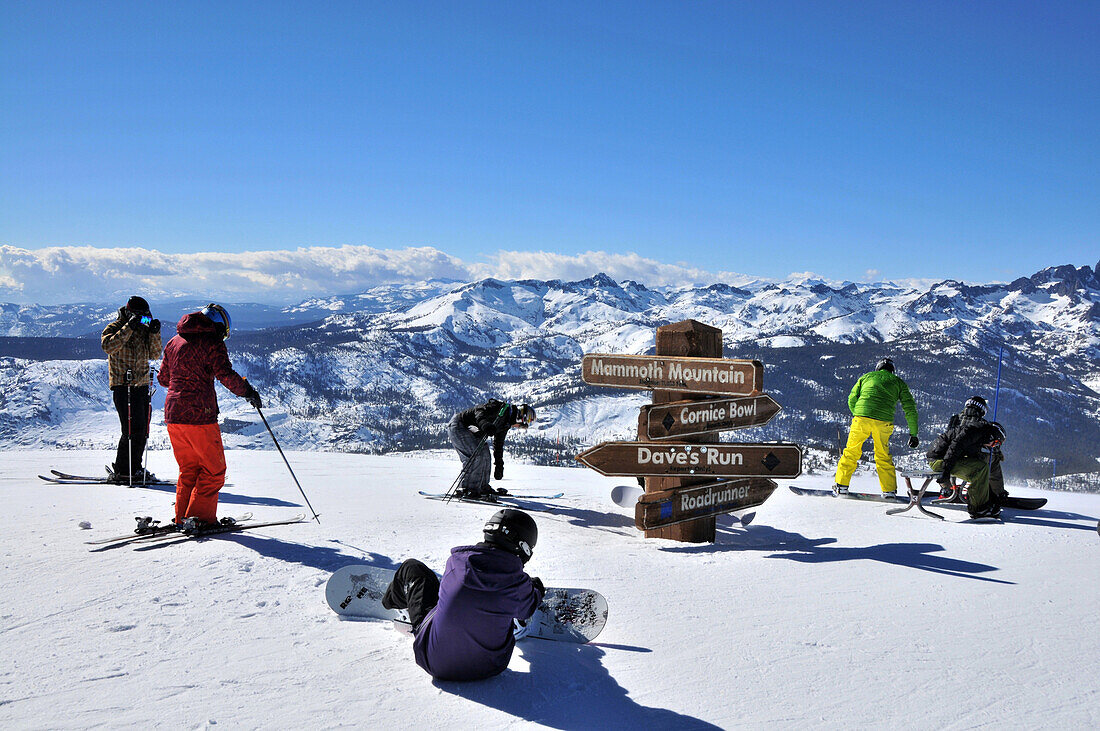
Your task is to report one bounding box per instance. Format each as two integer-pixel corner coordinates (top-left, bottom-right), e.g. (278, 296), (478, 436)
(158, 303), (262, 531)
(925, 395), (1008, 519)
(381, 508), (545, 681)
(448, 399), (536, 501)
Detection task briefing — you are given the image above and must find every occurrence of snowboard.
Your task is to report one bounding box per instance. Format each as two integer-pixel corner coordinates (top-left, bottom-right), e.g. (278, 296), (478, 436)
(924, 496), (1047, 512)
(612, 484), (757, 525)
(325, 564), (607, 643)
(788, 485), (908, 502)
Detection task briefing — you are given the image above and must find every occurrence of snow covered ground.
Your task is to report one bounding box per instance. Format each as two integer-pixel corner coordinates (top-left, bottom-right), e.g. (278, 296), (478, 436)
(2, 449), (1098, 729)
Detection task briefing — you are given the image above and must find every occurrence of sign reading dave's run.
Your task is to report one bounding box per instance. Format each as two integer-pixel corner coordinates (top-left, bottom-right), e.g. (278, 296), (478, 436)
(582, 354), (763, 396)
(635, 477), (778, 530)
(643, 394), (782, 439)
(575, 441), (802, 478)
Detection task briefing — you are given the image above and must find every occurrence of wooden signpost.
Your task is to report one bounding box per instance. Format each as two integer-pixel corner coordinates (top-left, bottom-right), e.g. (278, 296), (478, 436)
(577, 319), (801, 543)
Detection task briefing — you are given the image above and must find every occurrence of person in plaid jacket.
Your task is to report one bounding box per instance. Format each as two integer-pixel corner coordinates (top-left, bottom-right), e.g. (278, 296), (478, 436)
(100, 295), (162, 483)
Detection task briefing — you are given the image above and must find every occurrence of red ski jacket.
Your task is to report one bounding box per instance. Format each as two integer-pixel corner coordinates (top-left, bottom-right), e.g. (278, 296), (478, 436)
(158, 312), (250, 425)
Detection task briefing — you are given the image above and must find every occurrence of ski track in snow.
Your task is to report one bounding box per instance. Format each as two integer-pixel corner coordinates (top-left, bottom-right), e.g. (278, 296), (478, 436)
(1, 449), (1098, 729)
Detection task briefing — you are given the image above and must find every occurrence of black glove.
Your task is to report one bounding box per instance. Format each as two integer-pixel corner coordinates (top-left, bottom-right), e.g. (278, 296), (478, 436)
(127, 312), (145, 330)
(907, 435), (919, 449)
(117, 307), (128, 322)
(530, 576), (545, 596)
(244, 385), (263, 409)
(494, 463), (504, 481)
(149, 318), (161, 334)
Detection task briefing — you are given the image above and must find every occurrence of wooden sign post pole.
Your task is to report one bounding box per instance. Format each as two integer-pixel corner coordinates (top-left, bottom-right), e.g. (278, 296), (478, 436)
(642, 320), (722, 542)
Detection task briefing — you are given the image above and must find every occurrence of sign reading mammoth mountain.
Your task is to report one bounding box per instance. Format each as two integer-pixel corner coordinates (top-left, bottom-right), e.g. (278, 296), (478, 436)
(582, 354), (763, 396)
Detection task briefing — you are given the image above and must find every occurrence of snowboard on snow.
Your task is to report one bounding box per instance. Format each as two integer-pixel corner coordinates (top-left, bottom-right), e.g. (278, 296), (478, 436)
(788, 485), (909, 502)
(924, 497), (1047, 512)
(324, 564), (608, 643)
(612, 484), (757, 525)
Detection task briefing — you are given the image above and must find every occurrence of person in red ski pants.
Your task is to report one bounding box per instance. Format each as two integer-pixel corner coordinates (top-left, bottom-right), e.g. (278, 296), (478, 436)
(158, 304), (262, 527)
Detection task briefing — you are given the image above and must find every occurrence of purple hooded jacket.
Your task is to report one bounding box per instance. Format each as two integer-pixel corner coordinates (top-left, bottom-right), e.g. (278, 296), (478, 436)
(413, 544), (542, 681)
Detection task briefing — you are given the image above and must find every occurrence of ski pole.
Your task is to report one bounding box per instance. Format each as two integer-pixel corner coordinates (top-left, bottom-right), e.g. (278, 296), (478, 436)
(142, 366), (155, 486)
(987, 345), (1005, 477)
(125, 368), (133, 488)
(444, 433), (490, 502)
(256, 406), (321, 523)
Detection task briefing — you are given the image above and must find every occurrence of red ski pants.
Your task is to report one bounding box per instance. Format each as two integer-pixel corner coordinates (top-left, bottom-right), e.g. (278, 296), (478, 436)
(167, 423), (227, 524)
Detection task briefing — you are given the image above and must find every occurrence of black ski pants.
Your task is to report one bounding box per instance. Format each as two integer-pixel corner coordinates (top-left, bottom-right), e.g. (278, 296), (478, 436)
(382, 559), (441, 631)
(112, 384), (151, 476)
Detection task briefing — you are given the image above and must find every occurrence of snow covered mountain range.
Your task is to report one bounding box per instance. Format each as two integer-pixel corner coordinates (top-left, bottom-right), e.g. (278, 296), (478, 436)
(2, 262), (1098, 485)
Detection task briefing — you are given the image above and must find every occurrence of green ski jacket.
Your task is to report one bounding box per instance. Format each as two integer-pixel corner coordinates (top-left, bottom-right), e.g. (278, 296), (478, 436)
(847, 370), (919, 435)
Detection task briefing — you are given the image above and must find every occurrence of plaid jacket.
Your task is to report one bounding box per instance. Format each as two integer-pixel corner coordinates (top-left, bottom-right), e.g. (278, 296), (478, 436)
(101, 319), (162, 388)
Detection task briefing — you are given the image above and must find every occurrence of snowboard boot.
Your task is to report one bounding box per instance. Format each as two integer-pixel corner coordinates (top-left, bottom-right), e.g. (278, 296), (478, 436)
(881, 490), (897, 501)
(969, 503), (1002, 520)
(832, 483), (849, 496)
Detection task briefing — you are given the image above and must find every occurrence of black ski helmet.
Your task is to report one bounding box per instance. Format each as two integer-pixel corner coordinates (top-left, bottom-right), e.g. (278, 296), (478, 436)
(483, 508), (537, 563)
(200, 303), (232, 340)
(964, 395), (988, 418)
(125, 295), (151, 315)
(988, 421), (1006, 445)
(876, 357), (895, 373)
(514, 403), (536, 428)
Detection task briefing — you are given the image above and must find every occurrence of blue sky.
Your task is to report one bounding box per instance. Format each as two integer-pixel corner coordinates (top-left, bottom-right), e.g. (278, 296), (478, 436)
(1, 1), (1097, 287)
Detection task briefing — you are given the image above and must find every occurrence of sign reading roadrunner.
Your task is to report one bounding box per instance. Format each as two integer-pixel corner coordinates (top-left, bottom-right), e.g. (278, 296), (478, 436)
(635, 478), (778, 530)
(582, 354), (763, 396)
(643, 394), (782, 439)
(576, 441), (802, 478)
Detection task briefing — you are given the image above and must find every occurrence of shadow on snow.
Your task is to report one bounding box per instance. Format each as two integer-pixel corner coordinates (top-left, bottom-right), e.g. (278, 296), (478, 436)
(661, 523), (1016, 585)
(434, 640), (721, 730)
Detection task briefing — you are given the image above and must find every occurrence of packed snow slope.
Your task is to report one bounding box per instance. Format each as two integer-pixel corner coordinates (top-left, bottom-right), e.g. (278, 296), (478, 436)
(2, 450), (1098, 729)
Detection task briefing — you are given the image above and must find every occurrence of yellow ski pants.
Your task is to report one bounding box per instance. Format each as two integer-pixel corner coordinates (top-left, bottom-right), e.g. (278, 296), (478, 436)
(834, 416), (897, 493)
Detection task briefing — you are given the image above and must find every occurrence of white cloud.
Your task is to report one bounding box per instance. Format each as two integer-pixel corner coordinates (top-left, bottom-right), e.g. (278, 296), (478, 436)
(0, 244), (746, 304)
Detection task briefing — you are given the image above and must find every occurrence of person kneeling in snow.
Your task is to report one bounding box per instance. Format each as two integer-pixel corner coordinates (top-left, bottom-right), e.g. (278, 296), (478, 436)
(925, 395), (1008, 519)
(159, 304), (262, 531)
(448, 400), (536, 501)
(381, 508), (545, 681)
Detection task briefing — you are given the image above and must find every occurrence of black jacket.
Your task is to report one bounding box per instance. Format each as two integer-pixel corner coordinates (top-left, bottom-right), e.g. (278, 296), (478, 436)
(926, 408), (1003, 482)
(457, 399), (519, 468)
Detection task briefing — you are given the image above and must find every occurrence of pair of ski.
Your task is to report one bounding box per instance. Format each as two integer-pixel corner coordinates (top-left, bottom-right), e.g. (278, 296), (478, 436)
(325, 564), (607, 644)
(419, 490), (564, 513)
(86, 512), (307, 549)
(40, 469), (176, 487)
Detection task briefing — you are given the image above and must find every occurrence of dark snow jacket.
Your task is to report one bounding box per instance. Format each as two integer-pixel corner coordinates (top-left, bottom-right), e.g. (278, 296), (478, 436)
(158, 312), (250, 425)
(926, 409), (1002, 482)
(457, 400), (521, 471)
(413, 543), (543, 681)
